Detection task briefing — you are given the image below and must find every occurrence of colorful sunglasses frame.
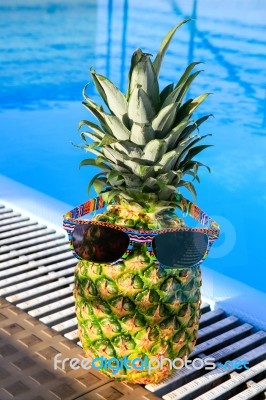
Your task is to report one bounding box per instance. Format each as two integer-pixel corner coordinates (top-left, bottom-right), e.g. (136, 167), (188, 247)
(63, 195), (220, 268)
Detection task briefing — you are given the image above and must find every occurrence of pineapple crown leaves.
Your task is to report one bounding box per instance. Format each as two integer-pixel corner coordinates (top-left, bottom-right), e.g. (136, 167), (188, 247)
(78, 20), (213, 208)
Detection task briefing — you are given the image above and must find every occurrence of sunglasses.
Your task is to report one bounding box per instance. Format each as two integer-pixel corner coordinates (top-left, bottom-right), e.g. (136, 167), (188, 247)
(63, 195), (220, 269)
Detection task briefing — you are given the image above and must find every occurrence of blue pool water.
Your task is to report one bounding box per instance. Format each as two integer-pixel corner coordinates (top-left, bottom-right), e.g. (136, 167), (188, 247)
(0, 0), (266, 293)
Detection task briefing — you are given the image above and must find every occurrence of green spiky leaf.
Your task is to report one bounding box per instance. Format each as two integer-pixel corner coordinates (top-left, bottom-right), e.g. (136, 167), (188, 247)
(142, 177), (161, 191)
(103, 115), (131, 140)
(175, 135), (212, 167)
(88, 172), (107, 195)
(106, 171), (125, 186)
(130, 123), (155, 146)
(99, 135), (118, 146)
(79, 157), (112, 172)
(93, 177), (108, 194)
(161, 66), (203, 108)
(175, 61), (203, 89)
(154, 150), (177, 173)
(91, 70), (128, 123)
(174, 70), (203, 106)
(127, 51), (160, 110)
(81, 130), (104, 143)
(83, 101), (130, 140)
(175, 93), (211, 124)
(82, 101), (111, 134)
(164, 119), (191, 150)
(153, 19), (191, 76)
(152, 103), (178, 136)
(158, 185), (176, 200)
(178, 180), (197, 201)
(142, 139), (167, 162)
(78, 120), (105, 133)
(112, 141), (142, 158)
(181, 160), (211, 175)
(182, 144), (213, 164)
(126, 161), (154, 180)
(128, 86), (156, 124)
(178, 114), (213, 142)
(160, 83), (174, 105)
(126, 48), (143, 100)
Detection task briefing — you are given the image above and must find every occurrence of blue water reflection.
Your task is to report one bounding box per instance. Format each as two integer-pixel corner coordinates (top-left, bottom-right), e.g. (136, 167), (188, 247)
(0, 0), (266, 292)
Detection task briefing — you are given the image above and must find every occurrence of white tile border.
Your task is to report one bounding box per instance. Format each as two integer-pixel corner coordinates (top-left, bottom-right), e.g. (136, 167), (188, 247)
(0, 174), (71, 234)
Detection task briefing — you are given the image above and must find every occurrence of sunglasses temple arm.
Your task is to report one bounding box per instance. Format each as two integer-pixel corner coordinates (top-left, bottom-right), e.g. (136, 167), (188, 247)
(63, 196), (106, 219)
(178, 195), (220, 233)
(63, 194), (220, 233)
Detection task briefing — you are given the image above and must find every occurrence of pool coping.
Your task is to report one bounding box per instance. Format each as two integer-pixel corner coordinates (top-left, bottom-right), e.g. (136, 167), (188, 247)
(1, 174), (265, 331)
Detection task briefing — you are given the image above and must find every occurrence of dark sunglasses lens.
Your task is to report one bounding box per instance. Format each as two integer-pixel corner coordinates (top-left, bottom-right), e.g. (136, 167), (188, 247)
(72, 224), (129, 263)
(153, 231), (208, 268)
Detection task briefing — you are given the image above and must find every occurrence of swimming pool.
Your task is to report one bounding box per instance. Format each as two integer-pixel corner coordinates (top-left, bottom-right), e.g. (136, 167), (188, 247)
(1, 0), (266, 293)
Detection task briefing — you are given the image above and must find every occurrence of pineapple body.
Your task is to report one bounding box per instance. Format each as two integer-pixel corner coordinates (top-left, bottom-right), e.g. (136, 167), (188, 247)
(74, 205), (201, 383)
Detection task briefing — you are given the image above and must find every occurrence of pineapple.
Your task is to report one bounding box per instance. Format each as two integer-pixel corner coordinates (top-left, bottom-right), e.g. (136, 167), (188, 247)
(74, 20), (213, 383)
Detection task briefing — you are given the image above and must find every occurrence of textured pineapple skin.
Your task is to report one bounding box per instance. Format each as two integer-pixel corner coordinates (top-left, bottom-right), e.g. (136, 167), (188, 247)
(73, 209), (202, 384)
(74, 262), (201, 383)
